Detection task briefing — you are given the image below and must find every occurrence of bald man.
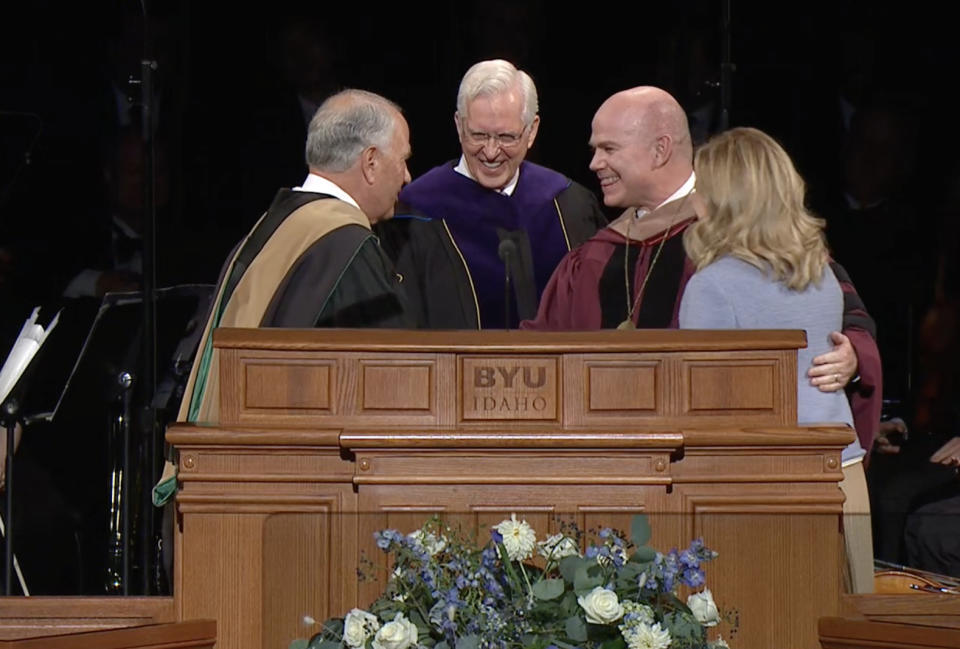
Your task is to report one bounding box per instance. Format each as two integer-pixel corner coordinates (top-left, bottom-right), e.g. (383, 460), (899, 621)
(524, 87), (883, 453)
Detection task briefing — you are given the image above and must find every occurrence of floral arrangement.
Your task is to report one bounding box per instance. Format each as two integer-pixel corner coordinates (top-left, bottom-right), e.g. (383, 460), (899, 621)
(293, 514), (731, 649)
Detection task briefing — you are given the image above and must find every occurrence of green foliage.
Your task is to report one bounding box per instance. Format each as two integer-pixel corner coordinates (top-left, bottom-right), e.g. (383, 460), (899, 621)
(533, 578), (566, 601)
(565, 613), (588, 642)
(660, 610), (708, 648)
(630, 515), (651, 547)
(291, 515), (724, 649)
(455, 634), (479, 649)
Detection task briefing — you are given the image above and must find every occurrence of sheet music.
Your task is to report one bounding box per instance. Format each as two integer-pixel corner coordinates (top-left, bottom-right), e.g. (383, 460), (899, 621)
(0, 307), (59, 406)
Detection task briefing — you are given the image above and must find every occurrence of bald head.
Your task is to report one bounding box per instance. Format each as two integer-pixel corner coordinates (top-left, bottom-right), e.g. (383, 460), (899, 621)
(589, 86), (693, 210)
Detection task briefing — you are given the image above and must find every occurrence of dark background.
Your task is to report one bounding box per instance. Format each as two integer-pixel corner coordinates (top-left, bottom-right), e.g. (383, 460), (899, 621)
(1, 0), (957, 594)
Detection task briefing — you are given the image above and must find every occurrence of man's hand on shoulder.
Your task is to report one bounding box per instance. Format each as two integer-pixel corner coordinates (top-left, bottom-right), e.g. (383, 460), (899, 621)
(808, 331), (858, 393)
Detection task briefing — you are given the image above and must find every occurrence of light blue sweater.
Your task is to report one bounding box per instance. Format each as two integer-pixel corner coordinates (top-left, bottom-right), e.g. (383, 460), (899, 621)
(679, 255), (865, 464)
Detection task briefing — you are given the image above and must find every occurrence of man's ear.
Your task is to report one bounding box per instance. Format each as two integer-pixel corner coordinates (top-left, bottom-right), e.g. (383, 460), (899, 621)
(653, 134), (673, 168)
(360, 146), (378, 184)
(525, 115), (541, 150)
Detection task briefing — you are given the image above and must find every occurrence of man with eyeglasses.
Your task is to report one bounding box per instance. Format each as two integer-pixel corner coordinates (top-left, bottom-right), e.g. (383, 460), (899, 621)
(378, 59), (606, 329)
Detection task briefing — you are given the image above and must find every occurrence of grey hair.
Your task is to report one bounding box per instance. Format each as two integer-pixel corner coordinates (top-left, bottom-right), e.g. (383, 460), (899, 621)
(305, 89), (401, 173)
(456, 59), (538, 127)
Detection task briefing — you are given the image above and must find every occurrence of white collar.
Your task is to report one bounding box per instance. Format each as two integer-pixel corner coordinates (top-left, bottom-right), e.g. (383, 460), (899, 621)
(293, 174), (362, 211)
(636, 171), (696, 219)
(453, 155), (520, 196)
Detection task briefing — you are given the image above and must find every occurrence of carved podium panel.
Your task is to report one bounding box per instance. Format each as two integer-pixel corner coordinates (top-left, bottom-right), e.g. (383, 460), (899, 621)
(169, 329), (851, 649)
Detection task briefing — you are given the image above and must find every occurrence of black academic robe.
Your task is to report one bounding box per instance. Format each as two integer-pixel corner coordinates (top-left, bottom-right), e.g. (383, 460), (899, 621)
(377, 161), (606, 329)
(179, 189), (412, 423)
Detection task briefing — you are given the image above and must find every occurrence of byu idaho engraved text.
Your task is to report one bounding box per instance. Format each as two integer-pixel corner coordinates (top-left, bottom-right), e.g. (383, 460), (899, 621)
(460, 357), (558, 421)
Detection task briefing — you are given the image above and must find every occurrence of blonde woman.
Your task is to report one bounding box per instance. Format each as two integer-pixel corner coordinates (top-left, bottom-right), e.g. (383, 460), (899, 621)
(678, 126), (874, 593)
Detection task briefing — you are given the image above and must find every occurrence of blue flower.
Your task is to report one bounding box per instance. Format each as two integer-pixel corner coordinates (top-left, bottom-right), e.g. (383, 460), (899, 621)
(679, 549), (699, 569)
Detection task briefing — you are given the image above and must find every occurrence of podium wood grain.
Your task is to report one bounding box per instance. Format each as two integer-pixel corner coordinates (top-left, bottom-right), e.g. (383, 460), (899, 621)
(171, 329), (848, 649)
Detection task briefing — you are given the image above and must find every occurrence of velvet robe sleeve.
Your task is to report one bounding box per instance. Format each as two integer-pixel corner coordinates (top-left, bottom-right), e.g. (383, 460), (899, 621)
(831, 260), (882, 454)
(521, 244), (605, 330)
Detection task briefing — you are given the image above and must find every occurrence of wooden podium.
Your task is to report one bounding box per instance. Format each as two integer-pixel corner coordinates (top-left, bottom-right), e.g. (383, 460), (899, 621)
(168, 328), (855, 649)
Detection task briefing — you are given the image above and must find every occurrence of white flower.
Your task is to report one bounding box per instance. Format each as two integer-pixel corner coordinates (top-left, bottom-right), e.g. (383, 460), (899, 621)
(687, 588), (720, 627)
(493, 514), (537, 561)
(597, 544), (629, 568)
(619, 600), (655, 628)
(343, 609), (380, 649)
(577, 586), (625, 624)
(372, 612), (418, 649)
(622, 622), (672, 649)
(389, 566), (408, 602)
(537, 533), (580, 561)
(408, 529), (447, 556)
(708, 636), (730, 649)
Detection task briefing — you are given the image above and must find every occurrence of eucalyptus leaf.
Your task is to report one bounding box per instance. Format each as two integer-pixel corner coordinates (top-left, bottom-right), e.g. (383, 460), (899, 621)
(324, 619), (344, 636)
(559, 555), (585, 583)
(456, 635), (480, 649)
(409, 610), (427, 630)
(573, 564), (603, 593)
(436, 642), (450, 649)
(565, 615), (588, 642)
(630, 515), (651, 547)
(600, 637), (626, 649)
(552, 641), (582, 649)
(308, 639), (341, 649)
(661, 610), (706, 644)
(289, 640), (308, 649)
(560, 591), (578, 616)
(617, 563), (643, 581)
(533, 578), (566, 601)
(629, 546), (657, 563)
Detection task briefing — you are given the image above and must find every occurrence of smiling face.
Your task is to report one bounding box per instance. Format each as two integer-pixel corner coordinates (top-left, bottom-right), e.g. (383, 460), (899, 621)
(455, 89), (539, 191)
(588, 99), (659, 209)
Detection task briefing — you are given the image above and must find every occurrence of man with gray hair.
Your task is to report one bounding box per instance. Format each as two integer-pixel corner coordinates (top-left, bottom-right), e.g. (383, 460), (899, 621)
(378, 59), (606, 329)
(179, 88), (414, 424)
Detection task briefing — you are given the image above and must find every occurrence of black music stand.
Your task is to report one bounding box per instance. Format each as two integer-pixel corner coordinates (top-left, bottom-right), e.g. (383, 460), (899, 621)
(12, 284), (212, 595)
(1, 308), (58, 595)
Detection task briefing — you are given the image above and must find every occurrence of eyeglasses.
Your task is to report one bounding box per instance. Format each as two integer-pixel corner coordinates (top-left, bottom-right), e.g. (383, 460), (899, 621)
(463, 125), (528, 148)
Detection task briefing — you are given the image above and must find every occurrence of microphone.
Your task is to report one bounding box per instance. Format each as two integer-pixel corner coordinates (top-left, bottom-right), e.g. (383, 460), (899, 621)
(498, 238), (518, 330)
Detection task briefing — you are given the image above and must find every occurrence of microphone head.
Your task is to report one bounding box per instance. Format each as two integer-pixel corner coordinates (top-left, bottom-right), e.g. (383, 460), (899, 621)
(498, 238), (518, 261)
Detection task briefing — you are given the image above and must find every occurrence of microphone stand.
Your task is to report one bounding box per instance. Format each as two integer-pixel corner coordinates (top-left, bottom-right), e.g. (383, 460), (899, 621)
(3, 398), (17, 595)
(503, 256), (512, 331)
(125, 16), (159, 594)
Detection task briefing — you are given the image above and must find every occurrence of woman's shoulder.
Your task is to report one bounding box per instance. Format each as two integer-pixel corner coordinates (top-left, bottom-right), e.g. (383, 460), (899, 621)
(697, 255), (764, 279)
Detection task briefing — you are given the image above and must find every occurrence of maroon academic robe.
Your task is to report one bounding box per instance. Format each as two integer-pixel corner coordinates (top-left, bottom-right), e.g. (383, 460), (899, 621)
(524, 205), (882, 453)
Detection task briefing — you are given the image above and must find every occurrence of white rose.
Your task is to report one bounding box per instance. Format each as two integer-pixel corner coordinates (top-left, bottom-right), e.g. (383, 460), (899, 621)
(493, 514), (537, 561)
(687, 588), (720, 627)
(577, 586), (625, 624)
(343, 609), (380, 649)
(708, 636), (730, 649)
(372, 612), (419, 649)
(537, 533), (580, 561)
